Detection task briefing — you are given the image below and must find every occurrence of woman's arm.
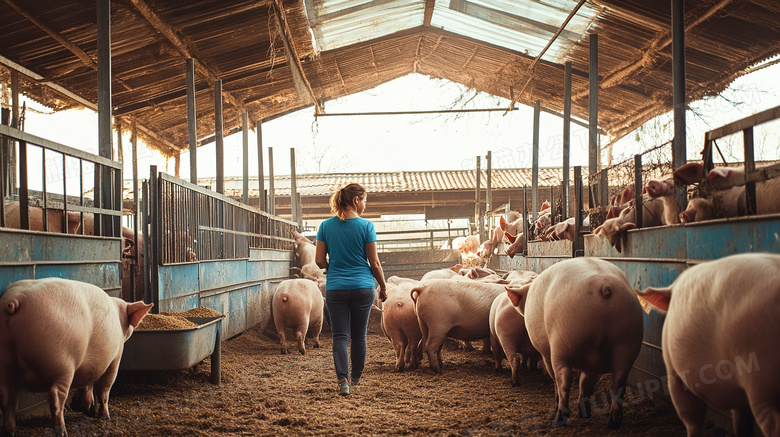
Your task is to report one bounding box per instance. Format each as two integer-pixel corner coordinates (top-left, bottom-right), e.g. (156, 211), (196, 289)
(315, 240), (328, 271)
(365, 241), (387, 301)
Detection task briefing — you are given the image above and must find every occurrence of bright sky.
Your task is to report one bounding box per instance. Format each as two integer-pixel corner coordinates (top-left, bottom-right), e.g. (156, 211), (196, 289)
(19, 57), (780, 182)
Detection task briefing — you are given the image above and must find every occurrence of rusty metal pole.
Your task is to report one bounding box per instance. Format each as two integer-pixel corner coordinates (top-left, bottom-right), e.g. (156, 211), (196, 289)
(532, 100), (540, 226)
(256, 120), (266, 212)
(214, 79), (224, 195)
(672, 0), (687, 217)
(563, 61), (572, 218)
(186, 58), (198, 184)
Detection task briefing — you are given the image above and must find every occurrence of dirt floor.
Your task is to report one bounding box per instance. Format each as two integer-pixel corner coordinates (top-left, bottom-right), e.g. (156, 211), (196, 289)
(13, 324), (732, 436)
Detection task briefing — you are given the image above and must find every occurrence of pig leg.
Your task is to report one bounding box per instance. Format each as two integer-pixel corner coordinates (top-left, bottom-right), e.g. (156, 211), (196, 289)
(509, 353), (523, 387)
(667, 372), (707, 436)
(551, 361), (573, 427)
(577, 371), (598, 419)
(309, 319), (322, 349)
(392, 336), (408, 372)
(70, 386), (95, 415)
(607, 367), (631, 429)
(1, 386), (18, 436)
(748, 396), (780, 437)
(408, 335), (423, 370)
(48, 378), (71, 437)
(93, 358), (122, 419)
(277, 325), (289, 355)
(295, 325), (307, 355)
(481, 338), (491, 355)
(489, 334), (503, 373)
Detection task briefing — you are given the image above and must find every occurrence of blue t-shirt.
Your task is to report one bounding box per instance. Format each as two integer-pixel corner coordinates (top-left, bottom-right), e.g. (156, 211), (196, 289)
(316, 216), (377, 291)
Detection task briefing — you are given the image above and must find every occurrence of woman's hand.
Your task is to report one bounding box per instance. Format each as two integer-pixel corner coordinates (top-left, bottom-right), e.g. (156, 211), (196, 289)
(378, 286), (388, 302)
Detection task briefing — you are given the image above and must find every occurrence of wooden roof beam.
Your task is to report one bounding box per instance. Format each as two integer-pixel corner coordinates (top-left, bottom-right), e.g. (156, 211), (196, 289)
(423, 0), (435, 27)
(271, 0), (323, 114)
(128, 0), (248, 116)
(3, 0), (133, 91)
(572, 0), (736, 102)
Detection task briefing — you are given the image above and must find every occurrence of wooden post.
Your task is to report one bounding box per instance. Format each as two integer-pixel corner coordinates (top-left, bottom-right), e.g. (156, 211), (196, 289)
(186, 58), (198, 184)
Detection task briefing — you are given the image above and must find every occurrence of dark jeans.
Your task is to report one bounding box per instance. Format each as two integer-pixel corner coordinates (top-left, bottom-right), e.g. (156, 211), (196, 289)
(326, 288), (374, 383)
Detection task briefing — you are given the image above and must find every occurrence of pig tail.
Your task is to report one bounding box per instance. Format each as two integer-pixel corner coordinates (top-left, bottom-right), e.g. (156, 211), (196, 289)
(5, 299), (19, 314)
(329, 183), (366, 221)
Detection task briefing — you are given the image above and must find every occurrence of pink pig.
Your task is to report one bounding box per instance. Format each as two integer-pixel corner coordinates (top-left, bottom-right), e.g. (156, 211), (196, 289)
(506, 258), (643, 429)
(489, 290), (540, 386)
(0, 278), (152, 436)
(410, 279), (506, 373)
(377, 281), (423, 372)
(636, 253), (780, 437)
(272, 279), (324, 355)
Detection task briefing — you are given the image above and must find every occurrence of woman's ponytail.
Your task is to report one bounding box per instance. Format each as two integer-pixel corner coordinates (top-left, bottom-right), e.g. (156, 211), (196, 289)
(330, 183), (366, 220)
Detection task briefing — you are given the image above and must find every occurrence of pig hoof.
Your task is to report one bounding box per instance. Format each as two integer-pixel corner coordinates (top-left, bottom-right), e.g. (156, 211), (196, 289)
(280, 348), (287, 355)
(298, 349), (305, 355)
(552, 411), (568, 427)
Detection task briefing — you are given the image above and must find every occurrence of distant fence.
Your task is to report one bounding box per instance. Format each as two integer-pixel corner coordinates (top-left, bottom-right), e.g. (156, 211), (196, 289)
(376, 226), (469, 252)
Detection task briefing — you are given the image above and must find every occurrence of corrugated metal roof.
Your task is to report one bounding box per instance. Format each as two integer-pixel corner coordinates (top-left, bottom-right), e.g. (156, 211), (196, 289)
(195, 167), (578, 197)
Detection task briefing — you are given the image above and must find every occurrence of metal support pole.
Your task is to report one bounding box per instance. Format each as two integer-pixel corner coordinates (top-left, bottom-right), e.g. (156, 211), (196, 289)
(242, 112), (249, 204)
(486, 151), (492, 234)
(573, 166), (583, 256)
(97, 0), (113, 236)
(634, 155), (643, 229)
(589, 33), (599, 198)
(563, 61), (572, 218)
(268, 147), (275, 215)
(522, 185), (529, 245)
(132, 123), (140, 301)
(214, 80), (224, 194)
(256, 120), (266, 212)
(290, 148), (299, 226)
(186, 58), (198, 184)
(672, 0), (687, 216)
(532, 100), (540, 226)
(475, 156), (482, 238)
(149, 165), (160, 313)
(744, 127), (756, 215)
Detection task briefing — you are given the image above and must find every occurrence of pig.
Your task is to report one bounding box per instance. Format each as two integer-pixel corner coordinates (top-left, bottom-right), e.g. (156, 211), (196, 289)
(0, 277), (152, 437)
(376, 281), (423, 372)
(674, 162), (780, 223)
(593, 195), (665, 253)
(635, 253), (780, 437)
(504, 232), (526, 258)
(457, 235), (481, 255)
(421, 266), (461, 280)
(606, 186), (636, 220)
(503, 269), (538, 287)
(506, 257), (643, 429)
(500, 213), (524, 238)
(489, 292), (540, 386)
(478, 225), (505, 258)
(272, 278), (324, 355)
(644, 176), (681, 226)
(410, 279), (506, 373)
(2, 201), (81, 234)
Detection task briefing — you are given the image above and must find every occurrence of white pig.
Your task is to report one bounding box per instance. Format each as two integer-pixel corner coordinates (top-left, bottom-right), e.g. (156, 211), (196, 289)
(593, 195), (665, 253)
(489, 292), (540, 386)
(504, 232), (526, 258)
(0, 278), (152, 437)
(506, 257), (643, 429)
(272, 279), (324, 355)
(636, 253), (780, 437)
(410, 279), (506, 373)
(378, 281), (423, 372)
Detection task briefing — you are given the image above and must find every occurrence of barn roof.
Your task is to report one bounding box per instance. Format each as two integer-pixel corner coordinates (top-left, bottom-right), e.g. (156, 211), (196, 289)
(1, 0), (779, 157)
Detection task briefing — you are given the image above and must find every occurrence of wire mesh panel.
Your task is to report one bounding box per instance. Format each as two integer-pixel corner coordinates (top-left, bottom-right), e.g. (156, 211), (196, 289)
(586, 141), (674, 230)
(156, 172), (295, 265)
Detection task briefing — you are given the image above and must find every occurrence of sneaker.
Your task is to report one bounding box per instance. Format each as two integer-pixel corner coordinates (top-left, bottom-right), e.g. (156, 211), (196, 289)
(337, 378), (350, 396)
(350, 377), (360, 387)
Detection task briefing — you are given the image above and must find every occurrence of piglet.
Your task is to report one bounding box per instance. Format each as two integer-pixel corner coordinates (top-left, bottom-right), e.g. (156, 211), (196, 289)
(272, 279), (324, 355)
(507, 257), (643, 429)
(636, 253), (780, 437)
(0, 278), (152, 437)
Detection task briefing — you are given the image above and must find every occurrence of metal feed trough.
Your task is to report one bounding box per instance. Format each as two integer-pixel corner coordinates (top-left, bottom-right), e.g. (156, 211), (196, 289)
(120, 316), (224, 384)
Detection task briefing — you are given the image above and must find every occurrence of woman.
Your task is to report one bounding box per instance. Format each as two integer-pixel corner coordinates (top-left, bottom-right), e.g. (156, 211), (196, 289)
(315, 183), (387, 396)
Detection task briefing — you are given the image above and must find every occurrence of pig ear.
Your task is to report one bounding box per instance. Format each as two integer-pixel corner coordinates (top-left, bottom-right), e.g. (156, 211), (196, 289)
(674, 162), (704, 185)
(449, 264), (462, 272)
(504, 232), (517, 243)
(127, 301), (154, 328)
(506, 284), (531, 314)
(500, 216), (507, 230)
(635, 287), (672, 312)
(708, 167), (736, 179)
